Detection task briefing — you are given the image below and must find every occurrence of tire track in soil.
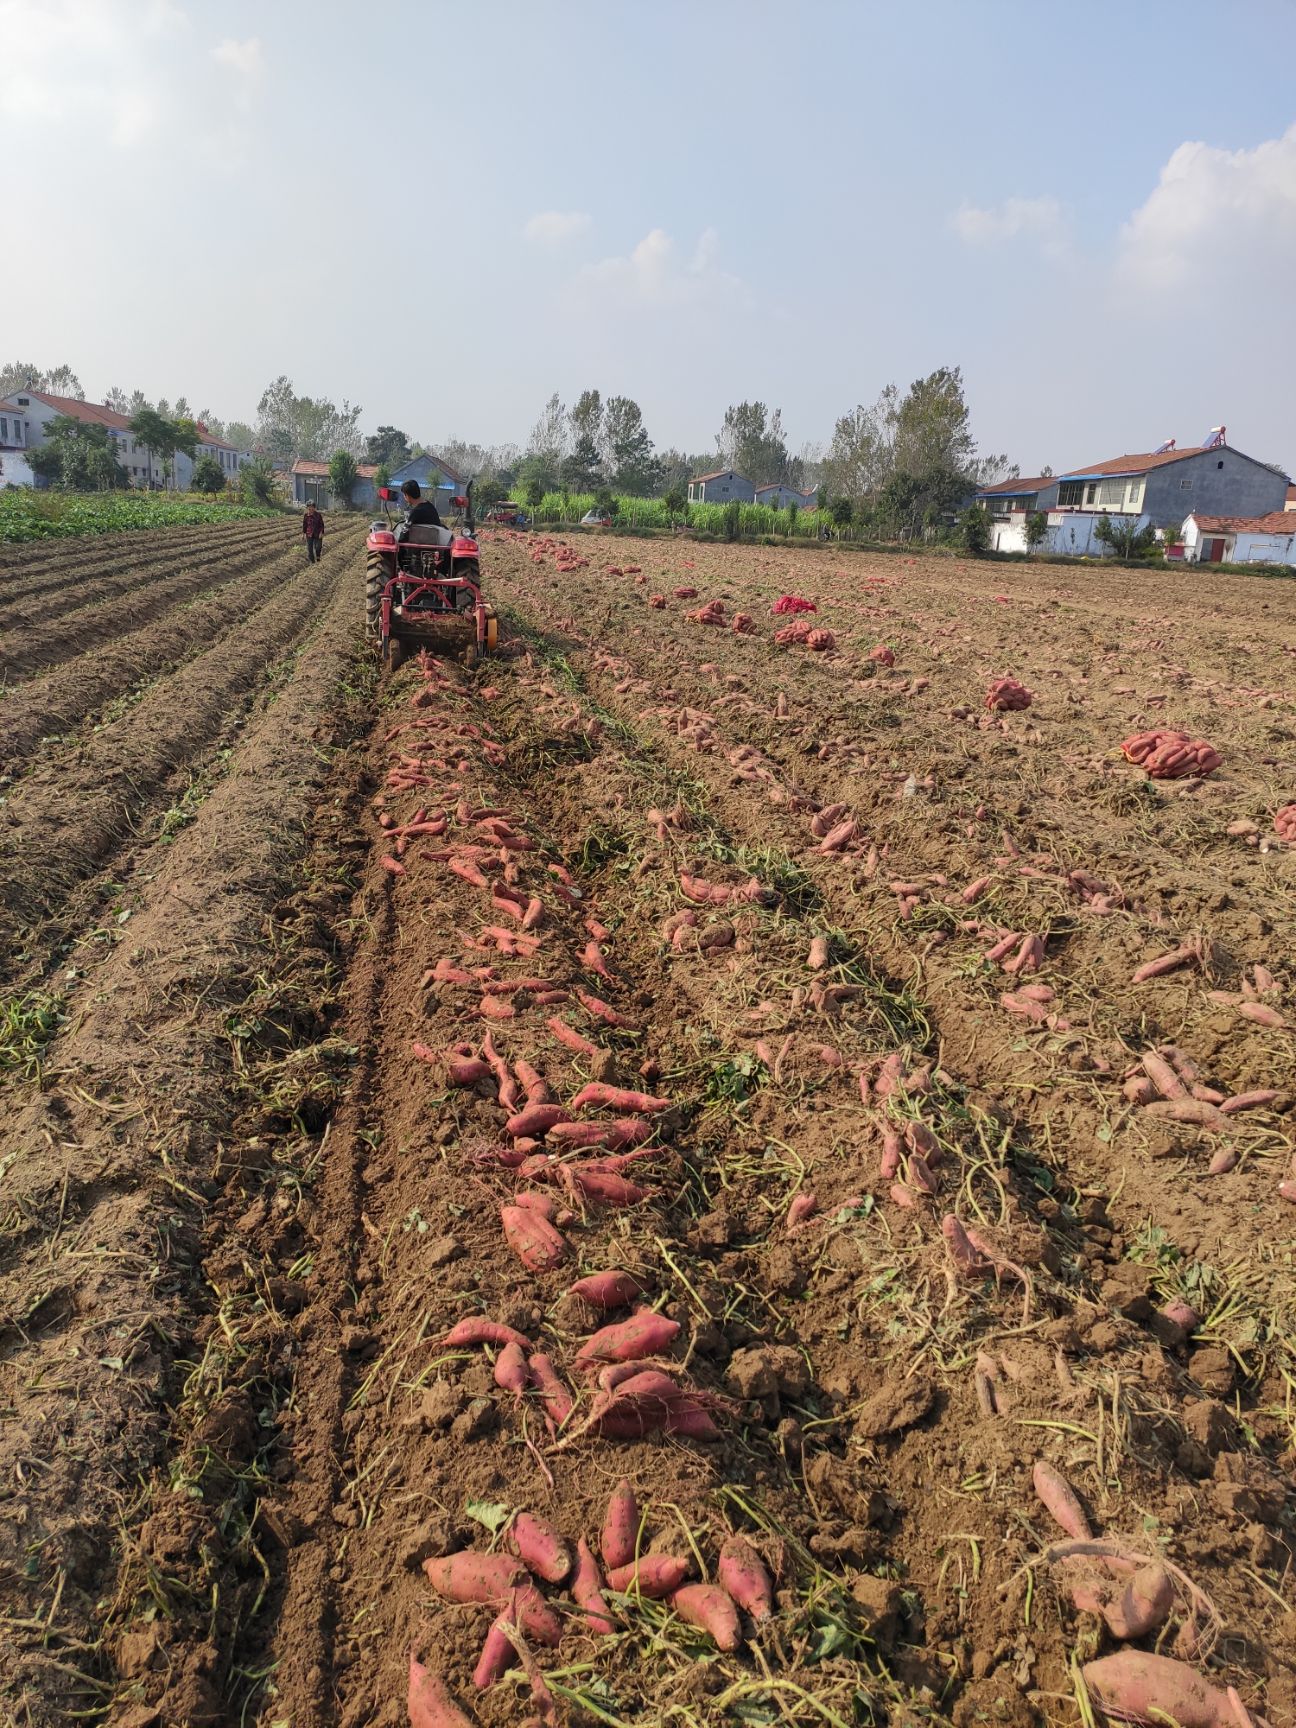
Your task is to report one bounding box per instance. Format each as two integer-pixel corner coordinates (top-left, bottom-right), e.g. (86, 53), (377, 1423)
(0, 542), (359, 982)
(473, 551), (1296, 1720)
(0, 523), (368, 770)
(0, 520), (304, 680)
(245, 635), (1170, 1728)
(0, 517), (286, 618)
(0, 559), (371, 1728)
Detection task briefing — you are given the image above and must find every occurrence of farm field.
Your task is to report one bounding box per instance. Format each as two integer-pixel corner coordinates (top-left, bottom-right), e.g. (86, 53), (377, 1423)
(2, 525), (1295, 1728)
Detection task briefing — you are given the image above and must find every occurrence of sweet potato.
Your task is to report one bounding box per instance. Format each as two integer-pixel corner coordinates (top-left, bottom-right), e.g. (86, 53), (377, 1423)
(526, 1352), (573, 1430)
(441, 1318), (531, 1351)
(471, 1614), (513, 1689)
(1143, 1097), (1229, 1130)
(807, 935), (830, 970)
(569, 1269), (647, 1309)
(513, 1189), (556, 1220)
(601, 1478), (640, 1570)
(670, 1582), (742, 1650)
(786, 1191), (818, 1231)
(1141, 1049), (1187, 1100)
(572, 1538), (615, 1634)
(547, 1015), (601, 1056)
(1082, 1650), (1238, 1727)
(409, 1655), (475, 1727)
(500, 1204), (568, 1271)
(513, 1059), (552, 1104)
(606, 1554), (691, 1597)
(718, 1536), (774, 1623)
(566, 1168), (652, 1207)
(1032, 1460), (1092, 1540)
(664, 1396), (722, 1441)
(509, 1512), (572, 1584)
(1073, 1562), (1174, 1640)
(494, 1342), (531, 1396)
(942, 1213), (990, 1277)
(505, 1104), (571, 1139)
(586, 1116), (654, 1150)
(575, 1311), (681, 1372)
(570, 1082), (669, 1115)
(423, 1552), (526, 1604)
(1219, 1088), (1280, 1114)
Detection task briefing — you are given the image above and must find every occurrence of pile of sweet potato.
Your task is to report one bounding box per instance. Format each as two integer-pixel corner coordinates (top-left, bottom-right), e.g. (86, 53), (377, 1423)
(1121, 729), (1221, 778)
(772, 594), (816, 614)
(1275, 801), (1296, 844)
(984, 675), (1032, 711)
(412, 1481), (775, 1721)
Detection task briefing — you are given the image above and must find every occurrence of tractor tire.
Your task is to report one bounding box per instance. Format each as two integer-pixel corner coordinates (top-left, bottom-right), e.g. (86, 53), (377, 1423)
(365, 551), (388, 637)
(485, 610), (499, 653)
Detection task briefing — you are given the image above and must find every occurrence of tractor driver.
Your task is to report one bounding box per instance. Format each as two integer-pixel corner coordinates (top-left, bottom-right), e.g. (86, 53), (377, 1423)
(399, 479), (442, 531)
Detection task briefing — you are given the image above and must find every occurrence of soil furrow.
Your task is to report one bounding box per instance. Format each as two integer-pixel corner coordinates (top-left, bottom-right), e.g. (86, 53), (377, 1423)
(0, 547), (360, 978)
(0, 525), (367, 767)
(0, 564), (369, 1728)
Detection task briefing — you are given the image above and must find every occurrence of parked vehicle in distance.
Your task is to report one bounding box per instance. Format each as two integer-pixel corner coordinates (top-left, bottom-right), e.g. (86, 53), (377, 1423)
(580, 507), (615, 528)
(483, 502), (530, 528)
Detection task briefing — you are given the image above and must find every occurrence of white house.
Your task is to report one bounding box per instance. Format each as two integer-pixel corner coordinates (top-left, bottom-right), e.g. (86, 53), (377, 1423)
(0, 389), (251, 489)
(0, 403), (36, 487)
(1180, 512), (1296, 567)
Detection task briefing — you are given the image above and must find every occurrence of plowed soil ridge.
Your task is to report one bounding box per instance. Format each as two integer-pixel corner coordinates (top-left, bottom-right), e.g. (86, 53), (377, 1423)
(0, 543), (372, 1726)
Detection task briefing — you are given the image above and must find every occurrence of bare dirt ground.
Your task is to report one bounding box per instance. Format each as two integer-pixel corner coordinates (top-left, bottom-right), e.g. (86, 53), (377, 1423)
(2, 527), (1294, 1728)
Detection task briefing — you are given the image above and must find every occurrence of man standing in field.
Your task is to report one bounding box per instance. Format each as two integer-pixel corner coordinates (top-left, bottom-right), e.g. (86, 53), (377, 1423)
(302, 501), (325, 563)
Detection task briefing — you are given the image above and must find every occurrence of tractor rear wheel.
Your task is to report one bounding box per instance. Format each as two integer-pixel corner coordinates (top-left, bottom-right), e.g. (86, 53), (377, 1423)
(365, 551), (388, 637)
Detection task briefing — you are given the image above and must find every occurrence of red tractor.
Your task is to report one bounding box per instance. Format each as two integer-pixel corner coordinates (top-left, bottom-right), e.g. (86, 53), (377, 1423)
(364, 480), (498, 669)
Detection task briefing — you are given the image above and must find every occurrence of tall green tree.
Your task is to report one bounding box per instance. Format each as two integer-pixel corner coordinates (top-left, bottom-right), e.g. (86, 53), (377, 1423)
(255, 375), (365, 466)
(563, 388), (604, 490)
(366, 425), (411, 466)
(328, 450), (359, 506)
(0, 360), (84, 399)
(191, 454), (227, 494)
(715, 401), (789, 486)
(128, 409), (197, 488)
(27, 416), (127, 489)
(522, 393), (569, 492)
(821, 386), (900, 505)
(603, 395), (658, 493)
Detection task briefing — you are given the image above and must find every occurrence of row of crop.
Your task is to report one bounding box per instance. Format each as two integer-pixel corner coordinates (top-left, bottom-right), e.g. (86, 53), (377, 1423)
(528, 491), (829, 539)
(0, 488), (280, 544)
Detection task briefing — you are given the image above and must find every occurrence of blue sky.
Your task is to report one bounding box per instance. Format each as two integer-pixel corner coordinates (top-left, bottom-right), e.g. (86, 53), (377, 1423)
(4, 0), (1295, 476)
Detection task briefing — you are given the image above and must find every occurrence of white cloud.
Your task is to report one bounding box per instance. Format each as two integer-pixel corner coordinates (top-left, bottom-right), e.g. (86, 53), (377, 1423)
(1117, 124), (1296, 293)
(523, 210), (592, 244)
(577, 226), (743, 309)
(212, 35), (265, 98)
(952, 195), (1070, 258)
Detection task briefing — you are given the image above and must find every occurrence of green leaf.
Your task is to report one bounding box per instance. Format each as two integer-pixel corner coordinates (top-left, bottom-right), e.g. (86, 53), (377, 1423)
(466, 1498), (510, 1534)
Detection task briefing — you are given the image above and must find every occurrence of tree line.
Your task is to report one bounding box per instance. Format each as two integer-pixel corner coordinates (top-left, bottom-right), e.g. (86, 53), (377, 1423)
(4, 358), (1018, 533)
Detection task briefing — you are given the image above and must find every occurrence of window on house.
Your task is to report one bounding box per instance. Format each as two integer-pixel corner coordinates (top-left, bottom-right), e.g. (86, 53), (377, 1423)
(1180, 478), (1193, 489)
(0, 418), (7, 441)
(1057, 481), (1084, 507)
(1217, 460), (1224, 469)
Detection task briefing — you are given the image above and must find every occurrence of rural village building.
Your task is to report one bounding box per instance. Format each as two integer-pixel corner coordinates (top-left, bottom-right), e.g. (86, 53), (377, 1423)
(0, 405), (36, 487)
(687, 468), (756, 504)
(1180, 511), (1296, 566)
(0, 389), (252, 489)
(974, 432), (1291, 558)
(290, 451), (461, 511)
(291, 459), (380, 508)
(754, 482), (817, 510)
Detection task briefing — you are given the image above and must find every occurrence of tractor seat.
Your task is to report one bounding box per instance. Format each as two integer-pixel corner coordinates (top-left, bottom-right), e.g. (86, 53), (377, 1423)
(404, 524), (453, 548)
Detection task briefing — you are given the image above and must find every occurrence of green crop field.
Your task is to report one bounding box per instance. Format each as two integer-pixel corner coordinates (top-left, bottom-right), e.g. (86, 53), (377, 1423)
(0, 489), (278, 544)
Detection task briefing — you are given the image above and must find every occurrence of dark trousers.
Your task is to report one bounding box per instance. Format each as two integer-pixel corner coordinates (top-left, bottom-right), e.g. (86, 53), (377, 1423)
(306, 535), (323, 563)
